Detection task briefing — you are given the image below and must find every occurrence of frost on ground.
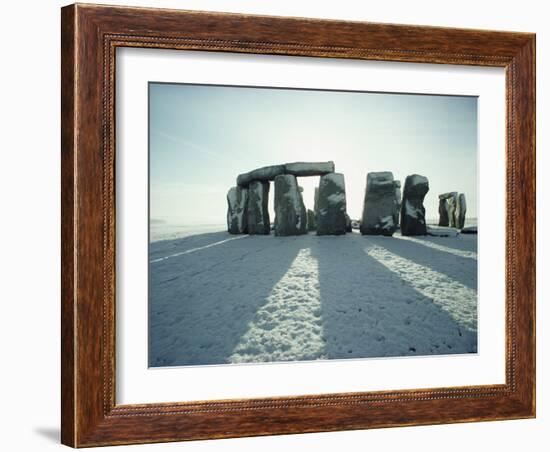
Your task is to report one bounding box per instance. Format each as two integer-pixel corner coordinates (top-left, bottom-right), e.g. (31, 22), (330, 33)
(149, 230), (478, 367)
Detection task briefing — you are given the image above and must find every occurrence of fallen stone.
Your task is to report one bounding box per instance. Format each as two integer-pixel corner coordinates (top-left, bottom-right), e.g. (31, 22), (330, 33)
(247, 181), (270, 235)
(316, 173), (347, 236)
(274, 175), (308, 236)
(360, 171), (400, 236)
(226, 186), (248, 234)
(400, 174), (429, 236)
(461, 226), (477, 234)
(427, 226), (459, 237)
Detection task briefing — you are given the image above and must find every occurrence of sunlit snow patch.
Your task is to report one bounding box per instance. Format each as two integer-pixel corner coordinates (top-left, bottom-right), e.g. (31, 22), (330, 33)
(229, 248), (325, 363)
(365, 244), (477, 331)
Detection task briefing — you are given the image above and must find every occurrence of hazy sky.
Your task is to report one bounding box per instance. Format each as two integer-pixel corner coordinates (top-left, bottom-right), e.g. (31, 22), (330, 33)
(149, 83), (477, 225)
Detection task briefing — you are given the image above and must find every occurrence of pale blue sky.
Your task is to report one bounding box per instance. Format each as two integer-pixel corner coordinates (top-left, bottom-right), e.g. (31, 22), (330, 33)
(149, 83), (477, 225)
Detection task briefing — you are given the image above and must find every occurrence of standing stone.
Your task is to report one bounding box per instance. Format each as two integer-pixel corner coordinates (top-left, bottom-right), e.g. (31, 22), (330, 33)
(438, 198), (449, 226)
(247, 181), (270, 235)
(274, 175), (307, 236)
(226, 186), (248, 234)
(438, 192), (458, 227)
(400, 174), (429, 236)
(360, 171), (400, 236)
(314, 187), (320, 221)
(317, 173), (347, 236)
(345, 213), (352, 233)
(456, 193), (467, 229)
(307, 209), (316, 231)
(447, 193), (459, 227)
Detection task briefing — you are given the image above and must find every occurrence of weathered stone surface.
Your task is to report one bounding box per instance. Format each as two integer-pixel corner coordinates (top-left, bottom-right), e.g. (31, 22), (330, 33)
(237, 164), (285, 187)
(360, 171), (400, 236)
(345, 213), (352, 233)
(456, 193), (467, 229)
(274, 175), (308, 236)
(247, 181), (270, 235)
(427, 226), (459, 237)
(314, 187), (319, 219)
(307, 209), (316, 231)
(284, 161), (335, 177)
(461, 225), (477, 234)
(237, 161), (335, 187)
(438, 198), (449, 226)
(400, 174), (429, 236)
(438, 192), (458, 227)
(226, 186), (248, 234)
(316, 173), (347, 236)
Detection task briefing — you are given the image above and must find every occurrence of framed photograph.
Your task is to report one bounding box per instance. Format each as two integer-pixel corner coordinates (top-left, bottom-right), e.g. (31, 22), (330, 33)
(61, 3), (535, 447)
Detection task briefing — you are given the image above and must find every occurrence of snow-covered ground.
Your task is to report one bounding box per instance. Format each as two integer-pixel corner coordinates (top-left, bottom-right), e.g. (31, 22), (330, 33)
(149, 228), (477, 367)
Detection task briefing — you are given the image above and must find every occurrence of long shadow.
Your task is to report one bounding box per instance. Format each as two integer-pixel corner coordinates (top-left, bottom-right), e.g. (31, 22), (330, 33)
(149, 231), (230, 262)
(311, 236), (477, 359)
(366, 236), (477, 290)
(149, 234), (303, 366)
(414, 234), (478, 253)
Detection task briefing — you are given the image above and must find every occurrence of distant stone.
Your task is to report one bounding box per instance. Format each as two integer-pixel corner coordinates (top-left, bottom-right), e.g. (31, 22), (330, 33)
(307, 209), (317, 231)
(226, 186), (248, 234)
(274, 175), (308, 236)
(360, 171), (400, 236)
(314, 187), (320, 221)
(438, 192), (458, 227)
(438, 198), (449, 227)
(316, 173), (347, 236)
(400, 174), (429, 236)
(456, 193), (467, 229)
(247, 181), (270, 235)
(345, 213), (352, 232)
(461, 226), (477, 234)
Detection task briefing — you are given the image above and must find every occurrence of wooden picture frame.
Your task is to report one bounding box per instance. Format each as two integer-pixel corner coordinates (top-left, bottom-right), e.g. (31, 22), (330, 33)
(61, 3), (535, 447)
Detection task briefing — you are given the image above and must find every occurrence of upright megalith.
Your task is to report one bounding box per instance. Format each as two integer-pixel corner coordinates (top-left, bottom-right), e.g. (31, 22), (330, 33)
(226, 186), (248, 234)
(456, 193), (467, 229)
(438, 192), (458, 227)
(400, 174), (429, 236)
(438, 198), (450, 227)
(274, 175), (308, 236)
(360, 171), (401, 236)
(307, 209), (317, 231)
(247, 181), (270, 235)
(314, 187), (319, 220)
(237, 161), (335, 187)
(316, 173), (347, 236)
(345, 213), (352, 233)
